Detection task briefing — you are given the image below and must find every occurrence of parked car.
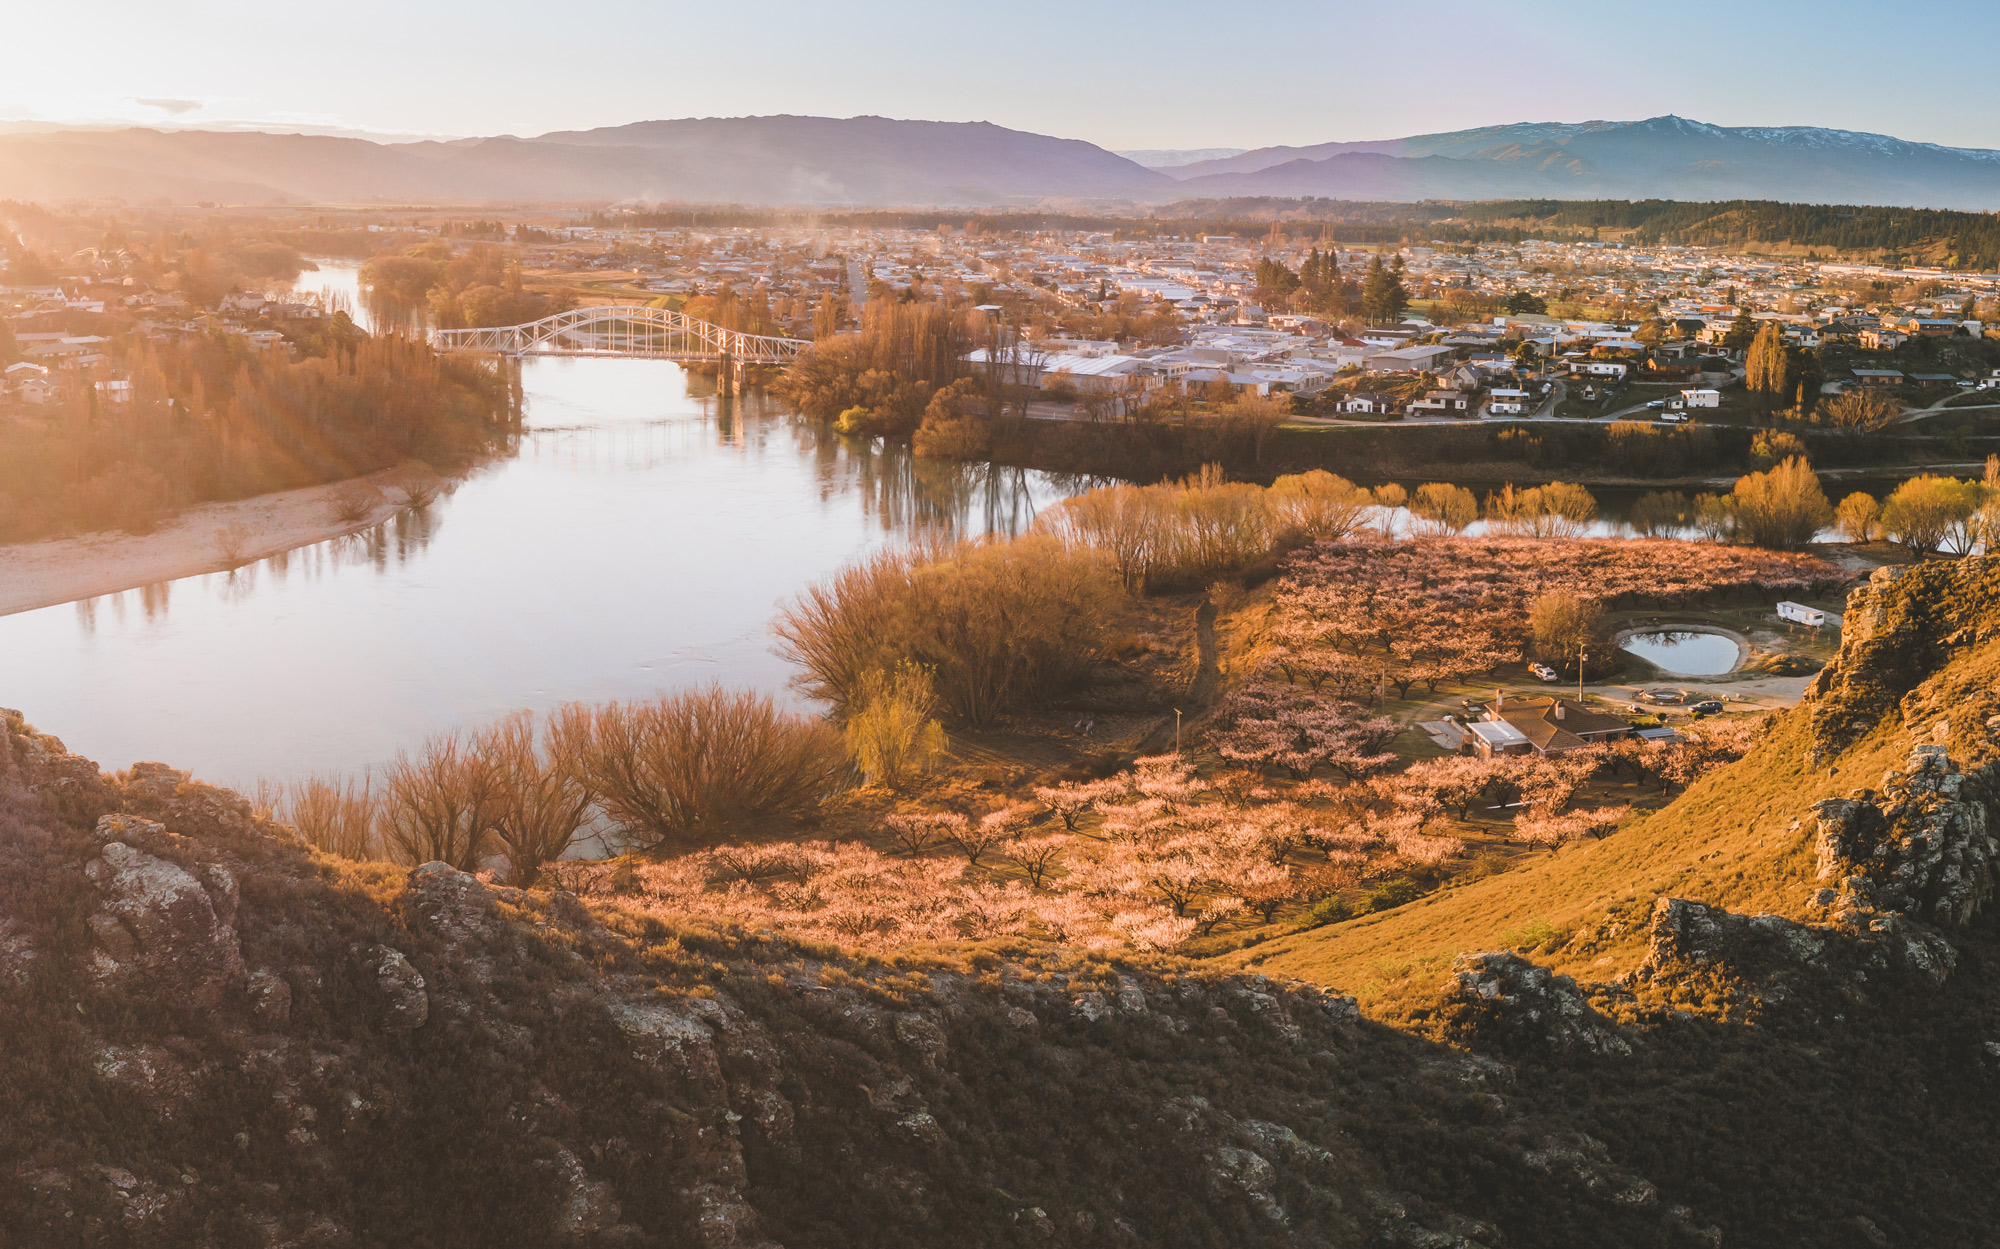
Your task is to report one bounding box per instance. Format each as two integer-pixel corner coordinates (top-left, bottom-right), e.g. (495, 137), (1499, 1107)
(1690, 700), (1724, 716)
(1644, 399), (1665, 409)
(1528, 662), (1560, 683)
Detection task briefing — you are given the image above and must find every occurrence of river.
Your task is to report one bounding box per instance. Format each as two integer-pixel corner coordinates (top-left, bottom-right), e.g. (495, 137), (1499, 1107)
(0, 300), (1088, 789)
(0, 264), (1882, 788)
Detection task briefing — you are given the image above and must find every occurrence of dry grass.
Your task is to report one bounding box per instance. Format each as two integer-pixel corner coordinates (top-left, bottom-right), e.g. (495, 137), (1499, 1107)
(1233, 707), (1911, 1005)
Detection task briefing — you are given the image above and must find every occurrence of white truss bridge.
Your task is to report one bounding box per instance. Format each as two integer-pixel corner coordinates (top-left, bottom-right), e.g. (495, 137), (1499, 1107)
(430, 305), (808, 366)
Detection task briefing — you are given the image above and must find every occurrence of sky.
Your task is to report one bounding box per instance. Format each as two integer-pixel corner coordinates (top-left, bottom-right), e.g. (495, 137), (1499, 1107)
(11, 0), (2000, 153)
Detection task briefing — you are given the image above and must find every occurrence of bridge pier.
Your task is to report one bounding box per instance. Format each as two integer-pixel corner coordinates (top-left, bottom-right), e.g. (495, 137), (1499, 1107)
(717, 351), (735, 395)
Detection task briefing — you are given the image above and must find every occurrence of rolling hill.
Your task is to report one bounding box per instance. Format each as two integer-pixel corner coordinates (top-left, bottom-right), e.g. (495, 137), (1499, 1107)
(0, 115), (1169, 207)
(10, 114), (2000, 209)
(1163, 116), (2000, 211)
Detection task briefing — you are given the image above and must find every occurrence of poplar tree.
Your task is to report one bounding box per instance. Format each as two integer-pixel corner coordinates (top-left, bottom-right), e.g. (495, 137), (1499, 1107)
(1745, 323), (1786, 406)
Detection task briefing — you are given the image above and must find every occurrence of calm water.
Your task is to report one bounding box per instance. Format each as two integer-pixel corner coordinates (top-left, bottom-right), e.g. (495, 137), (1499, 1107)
(1619, 630), (1742, 675)
(0, 357), (1086, 788)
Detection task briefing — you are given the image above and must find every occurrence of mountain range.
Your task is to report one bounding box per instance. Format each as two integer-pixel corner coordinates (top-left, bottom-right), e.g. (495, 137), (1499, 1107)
(8, 113), (2000, 209)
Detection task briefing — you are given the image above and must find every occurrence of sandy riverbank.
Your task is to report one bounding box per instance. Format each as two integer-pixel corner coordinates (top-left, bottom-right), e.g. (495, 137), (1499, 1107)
(0, 472), (411, 618)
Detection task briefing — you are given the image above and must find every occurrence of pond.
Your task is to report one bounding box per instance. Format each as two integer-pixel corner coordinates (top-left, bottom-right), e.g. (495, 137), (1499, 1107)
(1618, 630), (1742, 676)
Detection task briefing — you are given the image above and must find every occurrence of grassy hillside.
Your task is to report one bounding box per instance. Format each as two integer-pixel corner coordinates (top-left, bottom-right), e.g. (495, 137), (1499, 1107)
(1238, 559), (2000, 1011)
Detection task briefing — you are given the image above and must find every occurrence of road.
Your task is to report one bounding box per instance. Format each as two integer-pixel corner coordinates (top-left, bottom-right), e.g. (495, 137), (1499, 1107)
(847, 256), (870, 308)
(1892, 393), (2000, 424)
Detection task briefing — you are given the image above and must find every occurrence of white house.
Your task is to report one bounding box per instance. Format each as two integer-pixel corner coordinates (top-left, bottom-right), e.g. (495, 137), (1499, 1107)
(1680, 388), (1720, 408)
(1574, 360), (1629, 379)
(1340, 393), (1396, 415)
(1407, 389), (1473, 415)
(1487, 388), (1529, 415)
(1364, 343), (1455, 374)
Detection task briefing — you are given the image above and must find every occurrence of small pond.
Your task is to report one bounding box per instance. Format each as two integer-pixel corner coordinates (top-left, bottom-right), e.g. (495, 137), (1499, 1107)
(1619, 630), (1742, 676)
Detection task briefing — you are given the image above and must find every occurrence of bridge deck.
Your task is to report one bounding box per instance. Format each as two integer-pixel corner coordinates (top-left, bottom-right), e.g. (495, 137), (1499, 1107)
(430, 305), (808, 363)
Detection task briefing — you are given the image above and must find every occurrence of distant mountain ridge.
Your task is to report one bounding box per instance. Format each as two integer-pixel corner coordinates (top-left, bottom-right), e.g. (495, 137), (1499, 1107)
(1115, 147), (1248, 169)
(5, 113), (2000, 209)
(0, 115), (1169, 207)
(1163, 116), (2000, 209)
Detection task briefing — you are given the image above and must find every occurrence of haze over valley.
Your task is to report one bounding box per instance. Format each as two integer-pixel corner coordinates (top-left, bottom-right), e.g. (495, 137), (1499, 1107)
(19, 112), (2000, 209)
(11, 4), (2000, 1246)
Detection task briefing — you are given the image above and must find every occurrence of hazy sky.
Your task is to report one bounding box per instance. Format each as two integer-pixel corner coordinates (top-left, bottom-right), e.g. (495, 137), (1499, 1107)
(11, 0), (2000, 152)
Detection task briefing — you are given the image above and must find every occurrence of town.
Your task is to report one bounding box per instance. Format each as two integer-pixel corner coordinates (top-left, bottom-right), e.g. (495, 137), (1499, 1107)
(9, 206), (2000, 434)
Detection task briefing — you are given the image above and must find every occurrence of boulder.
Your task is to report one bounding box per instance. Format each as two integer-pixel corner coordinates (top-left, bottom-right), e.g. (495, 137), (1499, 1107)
(362, 946), (429, 1030)
(83, 827), (245, 1006)
(1436, 952), (1633, 1058)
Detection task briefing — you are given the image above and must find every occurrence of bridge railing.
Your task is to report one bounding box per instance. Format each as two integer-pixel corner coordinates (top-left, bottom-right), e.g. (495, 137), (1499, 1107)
(431, 305), (808, 363)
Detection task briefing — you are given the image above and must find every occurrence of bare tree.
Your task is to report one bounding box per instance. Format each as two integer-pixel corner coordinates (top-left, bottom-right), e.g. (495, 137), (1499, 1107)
(480, 710), (596, 885)
(280, 772), (380, 859)
(555, 688), (848, 852)
(381, 731), (505, 870)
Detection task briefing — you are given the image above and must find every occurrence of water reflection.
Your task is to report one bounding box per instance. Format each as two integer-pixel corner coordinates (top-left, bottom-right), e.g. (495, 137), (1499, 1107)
(2, 355), (1087, 788)
(1619, 630), (1742, 675)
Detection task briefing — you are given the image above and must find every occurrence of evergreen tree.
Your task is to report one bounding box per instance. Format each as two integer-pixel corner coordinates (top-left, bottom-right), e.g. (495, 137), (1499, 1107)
(1254, 257), (1300, 309)
(1361, 256), (1408, 325)
(1297, 247), (1342, 313)
(1722, 313), (1759, 351)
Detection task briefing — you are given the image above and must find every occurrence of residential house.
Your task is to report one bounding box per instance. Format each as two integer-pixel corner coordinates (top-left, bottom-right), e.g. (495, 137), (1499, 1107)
(1340, 392), (1396, 415)
(1851, 368), (1906, 387)
(1487, 387), (1530, 415)
(1680, 388), (1720, 408)
(1471, 695), (1633, 758)
(1407, 389), (1473, 415)
(1572, 360), (1629, 379)
(1859, 327), (1907, 351)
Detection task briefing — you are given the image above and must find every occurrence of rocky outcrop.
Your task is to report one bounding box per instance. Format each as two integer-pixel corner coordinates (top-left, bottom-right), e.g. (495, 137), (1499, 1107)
(1436, 952), (1634, 1058)
(1807, 558), (2000, 762)
(82, 816), (245, 1006)
(1633, 892), (1962, 1023)
(1808, 744), (1998, 930)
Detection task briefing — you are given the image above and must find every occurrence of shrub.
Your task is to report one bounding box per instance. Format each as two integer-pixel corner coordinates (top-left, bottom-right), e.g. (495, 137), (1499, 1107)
(1834, 491), (1881, 543)
(776, 536), (1117, 726)
(554, 687), (848, 851)
(479, 710), (596, 885)
(1528, 591), (1610, 675)
(844, 663), (949, 790)
(380, 731), (506, 870)
(278, 773), (380, 860)
(1364, 878), (1423, 912)
(1408, 482), (1478, 535)
(329, 479), (383, 524)
(1730, 456), (1832, 549)
(1307, 896), (1355, 927)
